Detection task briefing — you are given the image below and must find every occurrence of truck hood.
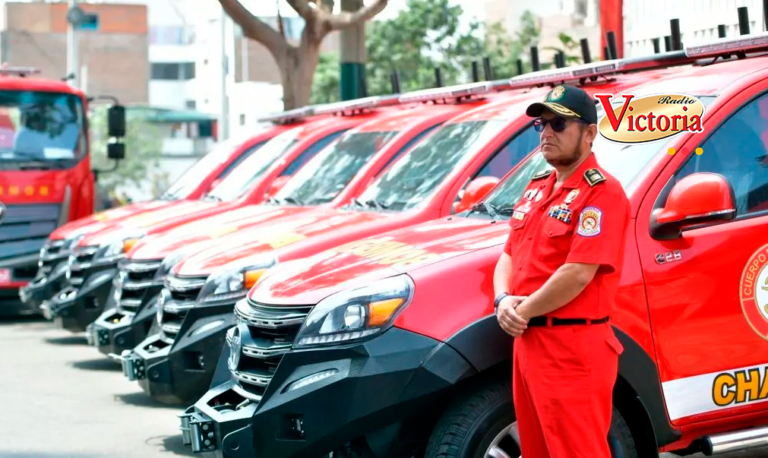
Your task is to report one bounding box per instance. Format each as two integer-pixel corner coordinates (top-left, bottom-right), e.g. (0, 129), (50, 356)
(174, 208), (392, 277)
(50, 201), (172, 240)
(249, 216), (510, 305)
(79, 200), (220, 247)
(128, 205), (315, 261)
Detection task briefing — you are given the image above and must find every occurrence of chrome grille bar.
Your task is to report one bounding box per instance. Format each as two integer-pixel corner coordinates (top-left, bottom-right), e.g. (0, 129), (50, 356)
(234, 300), (311, 328)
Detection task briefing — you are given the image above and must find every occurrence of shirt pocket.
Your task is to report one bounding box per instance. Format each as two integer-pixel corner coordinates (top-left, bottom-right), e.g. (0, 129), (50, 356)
(542, 215), (571, 238)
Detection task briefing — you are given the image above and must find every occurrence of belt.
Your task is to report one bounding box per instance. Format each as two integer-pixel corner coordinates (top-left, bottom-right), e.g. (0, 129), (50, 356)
(528, 316), (610, 327)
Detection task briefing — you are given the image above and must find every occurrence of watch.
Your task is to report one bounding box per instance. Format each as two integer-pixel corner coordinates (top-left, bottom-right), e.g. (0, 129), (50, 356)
(494, 293), (511, 313)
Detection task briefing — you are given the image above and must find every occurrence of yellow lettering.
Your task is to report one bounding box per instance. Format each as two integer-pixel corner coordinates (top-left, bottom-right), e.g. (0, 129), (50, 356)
(39, 186), (48, 196)
(392, 254), (440, 269)
(761, 372), (768, 400)
(379, 250), (426, 265)
(0, 186), (4, 195)
(713, 373), (736, 406)
(736, 369), (761, 403)
(24, 186), (34, 196)
(9, 186), (19, 196)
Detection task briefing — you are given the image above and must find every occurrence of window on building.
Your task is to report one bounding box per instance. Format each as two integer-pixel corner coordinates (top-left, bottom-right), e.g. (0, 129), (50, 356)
(151, 62), (196, 81)
(186, 100), (197, 110)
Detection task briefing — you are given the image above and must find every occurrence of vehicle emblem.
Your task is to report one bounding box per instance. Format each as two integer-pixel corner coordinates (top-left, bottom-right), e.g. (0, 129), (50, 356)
(740, 244), (768, 340)
(0, 200), (5, 225)
(655, 250), (682, 264)
(226, 324), (245, 372)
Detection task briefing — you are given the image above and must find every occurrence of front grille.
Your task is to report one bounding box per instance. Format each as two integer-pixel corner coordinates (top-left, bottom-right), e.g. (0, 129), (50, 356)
(67, 247), (98, 286)
(159, 275), (207, 339)
(0, 204), (61, 262)
(116, 260), (162, 313)
(38, 239), (68, 276)
(230, 299), (312, 400)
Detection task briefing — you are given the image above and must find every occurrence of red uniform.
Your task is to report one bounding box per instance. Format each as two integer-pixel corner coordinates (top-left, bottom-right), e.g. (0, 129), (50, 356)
(503, 152), (630, 458)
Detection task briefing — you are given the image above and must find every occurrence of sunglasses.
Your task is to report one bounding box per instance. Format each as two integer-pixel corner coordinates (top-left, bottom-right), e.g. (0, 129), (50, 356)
(533, 117), (587, 133)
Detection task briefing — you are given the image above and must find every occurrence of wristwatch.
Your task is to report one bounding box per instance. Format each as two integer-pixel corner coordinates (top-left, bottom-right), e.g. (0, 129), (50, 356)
(494, 292), (511, 313)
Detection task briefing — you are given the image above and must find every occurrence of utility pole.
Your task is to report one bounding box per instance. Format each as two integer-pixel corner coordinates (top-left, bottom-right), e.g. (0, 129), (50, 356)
(340, 0), (366, 100)
(219, 8), (230, 141)
(66, 0), (81, 88)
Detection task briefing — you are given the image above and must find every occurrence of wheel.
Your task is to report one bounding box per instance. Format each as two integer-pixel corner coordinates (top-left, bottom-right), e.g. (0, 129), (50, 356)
(424, 380), (638, 458)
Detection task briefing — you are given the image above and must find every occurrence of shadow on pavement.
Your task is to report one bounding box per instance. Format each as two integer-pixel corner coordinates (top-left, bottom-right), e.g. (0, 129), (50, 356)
(70, 358), (122, 372)
(114, 392), (188, 409)
(0, 315), (46, 325)
(158, 434), (195, 456)
(0, 453), (99, 457)
(44, 335), (87, 345)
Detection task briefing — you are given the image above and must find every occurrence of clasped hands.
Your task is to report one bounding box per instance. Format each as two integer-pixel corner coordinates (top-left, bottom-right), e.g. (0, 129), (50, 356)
(496, 295), (529, 337)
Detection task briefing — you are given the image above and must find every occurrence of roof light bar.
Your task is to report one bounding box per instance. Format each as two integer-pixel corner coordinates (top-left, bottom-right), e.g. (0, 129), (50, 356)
(508, 59), (625, 88)
(398, 81), (497, 104)
(0, 66), (41, 76)
(311, 94), (401, 116)
(257, 106), (315, 124)
(685, 30), (768, 57)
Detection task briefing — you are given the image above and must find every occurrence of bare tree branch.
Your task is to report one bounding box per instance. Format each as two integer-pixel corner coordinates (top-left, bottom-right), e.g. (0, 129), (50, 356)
(322, 0), (388, 30)
(218, 0), (287, 55)
(285, 0), (319, 21)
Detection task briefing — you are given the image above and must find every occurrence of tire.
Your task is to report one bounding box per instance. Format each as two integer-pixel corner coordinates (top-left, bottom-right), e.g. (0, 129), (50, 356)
(424, 379), (638, 458)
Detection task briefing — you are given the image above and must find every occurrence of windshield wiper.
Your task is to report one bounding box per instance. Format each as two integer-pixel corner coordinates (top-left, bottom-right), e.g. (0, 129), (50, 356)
(284, 196), (303, 206)
(364, 199), (389, 211)
(468, 202), (501, 221)
(497, 205), (517, 216)
(202, 194), (222, 202)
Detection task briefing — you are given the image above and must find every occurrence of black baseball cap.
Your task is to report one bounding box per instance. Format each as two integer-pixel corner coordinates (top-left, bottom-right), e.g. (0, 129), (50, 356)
(526, 84), (598, 125)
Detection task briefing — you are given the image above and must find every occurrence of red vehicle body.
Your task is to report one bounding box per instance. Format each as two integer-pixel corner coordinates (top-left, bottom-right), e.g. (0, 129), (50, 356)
(88, 101), (491, 365)
(0, 67), (127, 315)
(19, 126), (289, 313)
(116, 76), (688, 406)
(183, 48), (768, 457)
(43, 108), (377, 331)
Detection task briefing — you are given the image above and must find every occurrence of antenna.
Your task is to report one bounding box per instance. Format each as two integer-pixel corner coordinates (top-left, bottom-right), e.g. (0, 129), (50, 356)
(652, 38), (661, 53)
(580, 38), (592, 64)
(530, 46), (540, 71)
(434, 68), (443, 88)
(670, 19), (682, 51)
(471, 61), (480, 83)
(483, 57), (493, 81)
(739, 7), (751, 35)
(607, 31), (618, 59)
(390, 71), (401, 94)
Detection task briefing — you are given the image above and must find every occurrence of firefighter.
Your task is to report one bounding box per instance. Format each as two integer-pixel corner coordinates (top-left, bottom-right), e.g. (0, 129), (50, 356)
(493, 84), (630, 458)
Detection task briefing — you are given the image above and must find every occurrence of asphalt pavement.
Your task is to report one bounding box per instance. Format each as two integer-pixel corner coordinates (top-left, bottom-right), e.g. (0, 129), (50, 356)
(0, 316), (765, 458)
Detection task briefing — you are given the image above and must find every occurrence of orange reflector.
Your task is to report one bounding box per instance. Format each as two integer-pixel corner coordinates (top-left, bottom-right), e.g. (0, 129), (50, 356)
(244, 269), (267, 289)
(123, 238), (140, 254)
(368, 298), (405, 327)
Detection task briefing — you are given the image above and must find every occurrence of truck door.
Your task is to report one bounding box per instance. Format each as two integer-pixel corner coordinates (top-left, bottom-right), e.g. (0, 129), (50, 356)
(636, 85), (768, 427)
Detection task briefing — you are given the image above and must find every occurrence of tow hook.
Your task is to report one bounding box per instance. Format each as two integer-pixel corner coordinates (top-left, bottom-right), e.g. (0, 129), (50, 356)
(108, 350), (146, 381)
(179, 409), (217, 452)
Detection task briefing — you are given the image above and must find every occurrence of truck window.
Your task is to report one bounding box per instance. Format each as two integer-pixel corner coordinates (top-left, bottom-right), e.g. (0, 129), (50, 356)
(676, 92), (768, 216)
(475, 123), (540, 179)
(279, 130), (347, 177)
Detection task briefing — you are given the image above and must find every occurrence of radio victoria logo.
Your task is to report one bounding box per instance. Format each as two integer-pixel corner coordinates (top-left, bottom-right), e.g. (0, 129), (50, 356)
(594, 93), (706, 144)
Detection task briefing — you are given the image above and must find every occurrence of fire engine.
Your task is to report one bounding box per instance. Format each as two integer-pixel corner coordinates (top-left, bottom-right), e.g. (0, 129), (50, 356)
(0, 66), (125, 316)
(178, 30), (768, 458)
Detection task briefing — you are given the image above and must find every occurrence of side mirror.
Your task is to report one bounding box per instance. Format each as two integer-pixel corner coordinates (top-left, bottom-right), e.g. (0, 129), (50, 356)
(107, 141), (125, 160)
(650, 172), (736, 240)
(455, 176), (500, 214)
(267, 175), (291, 199)
(107, 105), (126, 138)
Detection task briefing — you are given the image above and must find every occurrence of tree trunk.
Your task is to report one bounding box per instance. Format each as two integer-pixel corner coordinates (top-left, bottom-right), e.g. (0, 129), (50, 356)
(278, 43), (322, 110)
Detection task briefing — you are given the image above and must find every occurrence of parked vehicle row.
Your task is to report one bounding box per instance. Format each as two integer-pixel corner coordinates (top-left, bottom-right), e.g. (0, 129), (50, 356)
(15, 25), (768, 458)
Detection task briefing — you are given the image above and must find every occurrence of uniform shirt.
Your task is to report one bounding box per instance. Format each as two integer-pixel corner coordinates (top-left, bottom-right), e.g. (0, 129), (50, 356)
(503, 153), (630, 319)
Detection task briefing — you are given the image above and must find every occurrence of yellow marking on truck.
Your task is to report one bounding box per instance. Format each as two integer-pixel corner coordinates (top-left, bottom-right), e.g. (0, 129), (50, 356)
(713, 367), (768, 406)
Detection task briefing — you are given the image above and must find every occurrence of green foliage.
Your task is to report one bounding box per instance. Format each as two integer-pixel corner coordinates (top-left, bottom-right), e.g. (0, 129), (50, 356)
(310, 0), (545, 101)
(89, 106), (163, 197)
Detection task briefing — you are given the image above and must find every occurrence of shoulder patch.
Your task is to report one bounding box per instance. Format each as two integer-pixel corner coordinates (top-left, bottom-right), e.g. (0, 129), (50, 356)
(531, 169), (553, 180)
(584, 168), (606, 187)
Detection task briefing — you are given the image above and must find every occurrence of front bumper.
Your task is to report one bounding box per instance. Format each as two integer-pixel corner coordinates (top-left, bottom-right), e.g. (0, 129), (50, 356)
(46, 265), (118, 332)
(0, 253), (43, 316)
(90, 293), (161, 357)
(124, 306), (236, 405)
(182, 327), (477, 458)
(19, 262), (68, 313)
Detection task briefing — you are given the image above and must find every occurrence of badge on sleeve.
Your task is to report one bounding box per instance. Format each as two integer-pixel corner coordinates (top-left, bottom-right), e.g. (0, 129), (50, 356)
(577, 206), (602, 237)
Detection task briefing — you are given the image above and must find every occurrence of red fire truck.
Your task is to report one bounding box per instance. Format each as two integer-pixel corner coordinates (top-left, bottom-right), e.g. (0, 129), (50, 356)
(180, 32), (768, 458)
(0, 66), (125, 315)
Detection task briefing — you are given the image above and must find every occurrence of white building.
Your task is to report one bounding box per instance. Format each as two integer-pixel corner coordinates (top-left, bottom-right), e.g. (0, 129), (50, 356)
(622, 0), (767, 58)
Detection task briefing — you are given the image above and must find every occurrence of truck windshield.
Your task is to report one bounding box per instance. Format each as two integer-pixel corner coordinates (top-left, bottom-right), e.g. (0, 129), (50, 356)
(0, 90), (84, 168)
(353, 120), (508, 211)
(161, 135), (264, 201)
(204, 128), (300, 202)
(481, 95), (718, 214)
(274, 130), (398, 206)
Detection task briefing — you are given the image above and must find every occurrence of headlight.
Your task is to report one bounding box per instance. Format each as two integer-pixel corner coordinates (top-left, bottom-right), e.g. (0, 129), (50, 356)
(294, 275), (414, 348)
(197, 256), (278, 305)
(93, 233), (143, 262)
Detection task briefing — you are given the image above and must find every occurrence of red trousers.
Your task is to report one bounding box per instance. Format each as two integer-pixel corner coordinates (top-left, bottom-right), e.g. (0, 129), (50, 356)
(512, 323), (623, 458)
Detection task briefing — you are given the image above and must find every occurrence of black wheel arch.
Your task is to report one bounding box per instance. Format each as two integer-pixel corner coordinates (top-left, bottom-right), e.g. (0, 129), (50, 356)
(443, 316), (682, 453)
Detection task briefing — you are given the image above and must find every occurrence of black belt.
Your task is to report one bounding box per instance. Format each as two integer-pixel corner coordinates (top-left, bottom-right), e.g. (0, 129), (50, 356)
(528, 316), (610, 327)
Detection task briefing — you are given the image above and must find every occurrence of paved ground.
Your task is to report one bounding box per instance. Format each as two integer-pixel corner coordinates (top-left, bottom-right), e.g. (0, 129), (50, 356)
(0, 316), (765, 458)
